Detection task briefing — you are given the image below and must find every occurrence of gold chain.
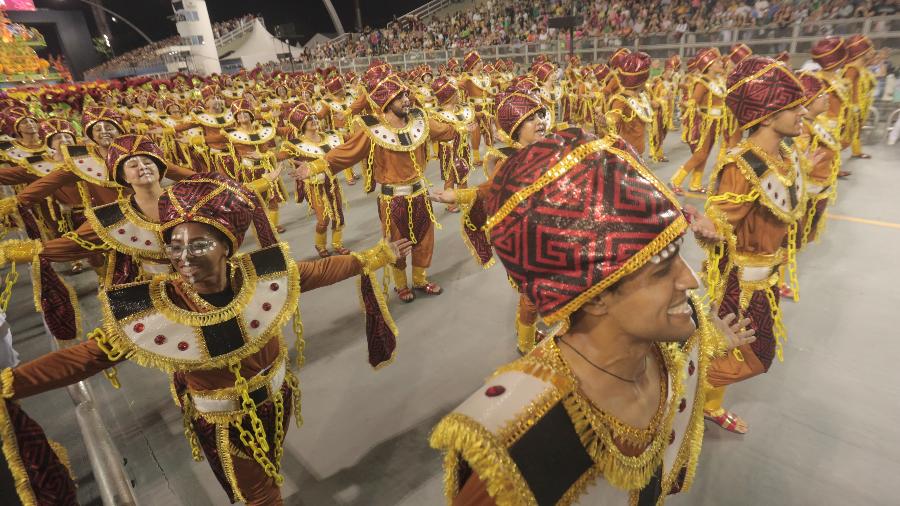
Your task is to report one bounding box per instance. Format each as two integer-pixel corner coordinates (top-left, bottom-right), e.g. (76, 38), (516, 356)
(63, 231), (110, 251)
(0, 262), (18, 312)
(786, 221), (800, 301)
(708, 189), (760, 204)
(228, 361), (270, 453)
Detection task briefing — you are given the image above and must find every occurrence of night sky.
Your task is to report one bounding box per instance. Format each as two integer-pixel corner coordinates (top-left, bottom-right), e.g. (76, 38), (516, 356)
(32, 0), (431, 56)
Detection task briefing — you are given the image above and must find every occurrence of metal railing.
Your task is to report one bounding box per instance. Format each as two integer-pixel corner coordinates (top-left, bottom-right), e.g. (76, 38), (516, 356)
(293, 14), (900, 73)
(215, 16), (260, 49)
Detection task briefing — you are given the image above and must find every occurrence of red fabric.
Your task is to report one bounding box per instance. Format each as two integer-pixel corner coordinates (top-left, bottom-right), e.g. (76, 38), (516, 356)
(811, 37), (847, 71)
(725, 56), (804, 129)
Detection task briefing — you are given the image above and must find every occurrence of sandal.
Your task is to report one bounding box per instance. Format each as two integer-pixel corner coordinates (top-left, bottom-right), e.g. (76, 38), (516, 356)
(688, 187), (707, 194)
(333, 246), (351, 255)
(446, 205), (460, 213)
(347, 177), (358, 186)
(669, 183), (684, 196)
(276, 225), (287, 233)
(315, 246), (331, 258)
(414, 282), (443, 296)
(70, 261), (85, 275)
(779, 284), (795, 300)
(395, 287), (415, 303)
(851, 153), (871, 159)
(837, 170), (852, 178)
(704, 408), (748, 434)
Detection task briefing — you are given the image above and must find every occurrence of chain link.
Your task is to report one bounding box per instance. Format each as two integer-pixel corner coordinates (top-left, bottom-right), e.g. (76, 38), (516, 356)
(0, 262), (19, 312)
(228, 362), (270, 453)
(62, 231), (110, 251)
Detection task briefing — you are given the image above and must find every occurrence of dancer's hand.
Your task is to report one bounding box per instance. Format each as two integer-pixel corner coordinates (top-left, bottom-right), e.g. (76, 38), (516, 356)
(684, 204), (722, 244)
(265, 163), (284, 182)
(428, 188), (457, 204)
(389, 238), (414, 258)
(710, 304), (756, 351)
(293, 161), (311, 181)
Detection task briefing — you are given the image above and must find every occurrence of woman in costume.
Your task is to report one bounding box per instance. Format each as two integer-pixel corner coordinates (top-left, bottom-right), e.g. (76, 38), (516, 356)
(0, 173), (411, 505)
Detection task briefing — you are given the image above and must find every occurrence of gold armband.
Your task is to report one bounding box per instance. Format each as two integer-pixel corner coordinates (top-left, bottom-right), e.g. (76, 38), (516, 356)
(351, 240), (398, 275)
(0, 239), (42, 266)
(308, 158), (330, 176)
(244, 177), (272, 194)
(456, 188), (478, 207)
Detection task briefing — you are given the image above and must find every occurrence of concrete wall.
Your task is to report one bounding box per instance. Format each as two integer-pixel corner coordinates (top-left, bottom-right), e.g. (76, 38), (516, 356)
(8, 8), (101, 81)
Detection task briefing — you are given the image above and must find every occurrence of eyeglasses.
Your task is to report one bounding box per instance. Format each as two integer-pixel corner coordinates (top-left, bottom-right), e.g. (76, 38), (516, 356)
(165, 238), (218, 258)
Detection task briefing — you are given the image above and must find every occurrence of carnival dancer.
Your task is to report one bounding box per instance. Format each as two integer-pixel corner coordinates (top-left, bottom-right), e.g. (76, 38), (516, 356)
(320, 74), (360, 184)
(702, 56), (808, 434)
(670, 48), (727, 195)
(430, 76), (475, 213)
(841, 34), (876, 160)
(0, 172), (410, 505)
(811, 37), (853, 178)
(430, 91), (549, 354)
(280, 103), (349, 258)
(796, 72), (842, 247)
(296, 72), (464, 303)
(459, 51), (495, 167)
(723, 44), (754, 148)
(648, 55), (681, 162)
(430, 127), (754, 505)
(606, 52), (656, 157)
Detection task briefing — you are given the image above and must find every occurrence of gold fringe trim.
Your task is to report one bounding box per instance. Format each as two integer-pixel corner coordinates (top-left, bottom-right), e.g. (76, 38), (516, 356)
(429, 413), (538, 506)
(356, 270), (400, 370)
(1, 367), (14, 399)
(216, 422), (246, 503)
(0, 399), (38, 505)
(48, 439), (76, 482)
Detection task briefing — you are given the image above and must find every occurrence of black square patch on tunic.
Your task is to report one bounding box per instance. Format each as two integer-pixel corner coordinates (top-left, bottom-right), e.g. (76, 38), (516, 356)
(201, 318), (245, 357)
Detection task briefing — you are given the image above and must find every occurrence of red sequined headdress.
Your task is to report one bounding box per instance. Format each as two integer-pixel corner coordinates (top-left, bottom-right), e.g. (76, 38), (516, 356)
(483, 129), (687, 324)
(797, 71), (826, 105)
(464, 50), (481, 72)
(40, 118), (77, 144)
(845, 35), (873, 63)
(729, 43), (753, 65)
(695, 47), (721, 73)
(82, 106), (125, 138)
(366, 73), (409, 112)
(811, 37), (847, 71)
(287, 102), (315, 133)
(158, 173), (277, 254)
(431, 76), (458, 105)
(494, 92), (544, 145)
(726, 56), (805, 130)
(618, 52), (651, 89)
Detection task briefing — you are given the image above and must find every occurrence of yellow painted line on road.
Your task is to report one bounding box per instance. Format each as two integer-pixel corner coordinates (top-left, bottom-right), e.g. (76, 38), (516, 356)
(679, 193), (900, 230)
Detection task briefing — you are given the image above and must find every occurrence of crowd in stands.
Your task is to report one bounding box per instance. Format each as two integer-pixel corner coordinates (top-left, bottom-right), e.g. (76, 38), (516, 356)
(296, 0), (896, 64)
(87, 15), (258, 75)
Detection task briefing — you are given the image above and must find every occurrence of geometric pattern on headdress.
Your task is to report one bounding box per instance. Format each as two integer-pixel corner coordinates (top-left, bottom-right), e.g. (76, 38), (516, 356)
(82, 106), (124, 137)
(464, 50), (481, 72)
(39, 117), (77, 143)
(366, 74), (408, 112)
(845, 34), (873, 62)
(494, 91), (543, 143)
(618, 52), (651, 89)
(729, 43), (753, 65)
(483, 128), (686, 324)
(105, 133), (168, 186)
(695, 47), (722, 73)
(811, 36), (847, 71)
(158, 173), (277, 254)
(430, 76), (458, 104)
(726, 56), (805, 130)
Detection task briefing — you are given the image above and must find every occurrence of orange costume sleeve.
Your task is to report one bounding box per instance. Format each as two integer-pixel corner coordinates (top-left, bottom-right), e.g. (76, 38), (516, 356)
(39, 220), (103, 262)
(15, 169), (80, 207)
(429, 118), (459, 142)
(0, 165), (37, 186)
(296, 254), (361, 292)
(350, 91), (370, 115)
(321, 128), (372, 175)
(164, 162), (197, 180)
(9, 340), (121, 399)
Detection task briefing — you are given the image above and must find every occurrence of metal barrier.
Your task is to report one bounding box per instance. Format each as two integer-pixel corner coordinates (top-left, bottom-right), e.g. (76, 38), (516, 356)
(294, 14), (900, 73)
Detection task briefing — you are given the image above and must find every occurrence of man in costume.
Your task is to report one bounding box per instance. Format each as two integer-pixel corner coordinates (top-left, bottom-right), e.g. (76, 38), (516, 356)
(319, 73), (360, 184)
(605, 52), (656, 158)
(702, 56), (808, 434)
(840, 34), (876, 160)
(670, 48), (727, 195)
(458, 50), (495, 167)
(0, 173), (411, 505)
(430, 127), (753, 505)
(280, 103), (348, 257)
(796, 71), (842, 247)
(430, 76), (475, 213)
(648, 55), (681, 162)
(811, 37), (852, 178)
(297, 71), (462, 302)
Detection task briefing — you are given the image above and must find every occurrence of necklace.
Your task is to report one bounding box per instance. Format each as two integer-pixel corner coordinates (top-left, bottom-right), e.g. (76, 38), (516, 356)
(559, 338), (647, 384)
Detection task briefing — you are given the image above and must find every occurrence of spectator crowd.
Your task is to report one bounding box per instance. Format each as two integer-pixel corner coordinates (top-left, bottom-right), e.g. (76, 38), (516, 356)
(295, 0), (896, 64)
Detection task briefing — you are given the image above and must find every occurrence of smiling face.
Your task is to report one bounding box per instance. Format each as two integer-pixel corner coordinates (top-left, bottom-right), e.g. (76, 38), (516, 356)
(207, 96), (225, 114)
(302, 116), (319, 137)
(121, 154), (160, 187)
(90, 120), (121, 147)
(766, 104), (807, 137)
(49, 132), (75, 151)
(166, 222), (230, 293)
(236, 110), (254, 126)
(596, 245), (700, 343)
